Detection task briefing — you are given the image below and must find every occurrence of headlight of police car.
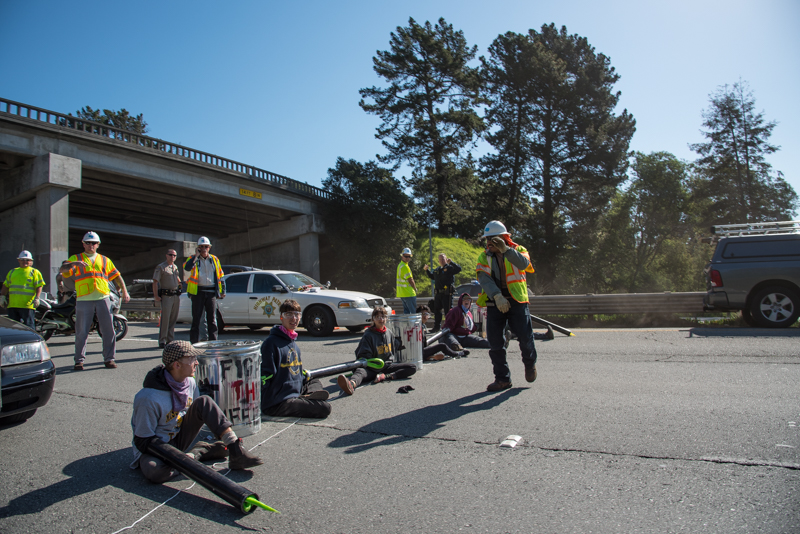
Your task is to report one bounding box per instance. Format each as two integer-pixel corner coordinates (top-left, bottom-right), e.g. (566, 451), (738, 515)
(338, 299), (369, 310)
(1, 341), (51, 366)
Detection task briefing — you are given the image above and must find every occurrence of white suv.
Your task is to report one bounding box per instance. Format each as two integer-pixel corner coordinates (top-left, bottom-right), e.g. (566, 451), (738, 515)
(178, 270), (389, 336)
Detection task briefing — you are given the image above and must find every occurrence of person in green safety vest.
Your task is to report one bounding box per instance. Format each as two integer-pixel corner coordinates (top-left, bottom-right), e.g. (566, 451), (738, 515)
(1, 250), (45, 330)
(396, 247), (417, 314)
(476, 220), (539, 392)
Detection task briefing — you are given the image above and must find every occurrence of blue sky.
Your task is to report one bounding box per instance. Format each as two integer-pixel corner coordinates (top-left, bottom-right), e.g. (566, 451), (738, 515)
(2, 0), (798, 206)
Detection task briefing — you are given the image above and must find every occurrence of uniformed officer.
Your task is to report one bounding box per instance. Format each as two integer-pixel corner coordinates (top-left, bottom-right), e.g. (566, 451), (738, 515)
(152, 249), (183, 348)
(423, 253), (462, 331)
(1, 250), (45, 329)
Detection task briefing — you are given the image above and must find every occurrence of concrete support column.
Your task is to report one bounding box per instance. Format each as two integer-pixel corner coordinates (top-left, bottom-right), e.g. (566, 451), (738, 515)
(36, 187), (71, 294)
(0, 153), (80, 294)
(298, 232), (320, 281)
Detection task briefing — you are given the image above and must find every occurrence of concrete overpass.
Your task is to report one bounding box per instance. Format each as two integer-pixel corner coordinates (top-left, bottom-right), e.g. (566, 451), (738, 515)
(0, 98), (327, 293)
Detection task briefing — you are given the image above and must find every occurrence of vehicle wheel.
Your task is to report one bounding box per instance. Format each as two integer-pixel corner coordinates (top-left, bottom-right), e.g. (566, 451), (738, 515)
(749, 286), (800, 328)
(248, 325), (264, 331)
(36, 324), (53, 341)
(304, 306), (335, 337)
(216, 310), (225, 334)
(741, 309), (757, 327)
(113, 317), (128, 341)
(346, 326), (366, 334)
(0, 409), (37, 425)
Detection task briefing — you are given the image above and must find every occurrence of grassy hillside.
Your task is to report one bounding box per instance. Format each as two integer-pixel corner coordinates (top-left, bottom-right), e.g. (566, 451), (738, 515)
(411, 234), (484, 296)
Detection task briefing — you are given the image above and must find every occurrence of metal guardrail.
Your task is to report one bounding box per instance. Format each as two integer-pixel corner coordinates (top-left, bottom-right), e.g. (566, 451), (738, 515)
(0, 97), (330, 200)
(387, 292), (706, 316)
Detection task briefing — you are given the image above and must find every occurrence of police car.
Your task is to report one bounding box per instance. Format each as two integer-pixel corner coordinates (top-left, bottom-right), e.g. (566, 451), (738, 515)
(177, 270), (390, 336)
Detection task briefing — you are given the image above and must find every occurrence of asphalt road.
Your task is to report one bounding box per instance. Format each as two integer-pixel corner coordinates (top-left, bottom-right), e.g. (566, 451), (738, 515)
(1, 322), (798, 533)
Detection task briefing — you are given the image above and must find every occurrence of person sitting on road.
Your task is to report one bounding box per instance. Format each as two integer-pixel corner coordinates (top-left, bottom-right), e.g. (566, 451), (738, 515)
(337, 306), (416, 395)
(417, 304), (468, 361)
(442, 293), (490, 349)
(260, 299), (331, 418)
(130, 341), (264, 483)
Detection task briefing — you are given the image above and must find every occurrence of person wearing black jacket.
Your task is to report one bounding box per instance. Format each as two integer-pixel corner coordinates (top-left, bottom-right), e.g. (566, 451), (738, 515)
(337, 306), (416, 395)
(260, 299), (331, 418)
(424, 253), (462, 332)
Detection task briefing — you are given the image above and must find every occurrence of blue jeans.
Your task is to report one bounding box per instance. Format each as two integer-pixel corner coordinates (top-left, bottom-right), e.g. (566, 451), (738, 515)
(400, 296), (417, 315)
(486, 299), (537, 382)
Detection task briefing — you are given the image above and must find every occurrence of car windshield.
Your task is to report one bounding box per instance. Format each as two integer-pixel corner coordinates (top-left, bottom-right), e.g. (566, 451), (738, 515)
(277, 272), (324, 290)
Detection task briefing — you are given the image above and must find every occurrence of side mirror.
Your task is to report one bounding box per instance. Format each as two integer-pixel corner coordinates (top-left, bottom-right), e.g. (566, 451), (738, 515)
(272, 285), (287, 293)
(325, 281), (331, 289)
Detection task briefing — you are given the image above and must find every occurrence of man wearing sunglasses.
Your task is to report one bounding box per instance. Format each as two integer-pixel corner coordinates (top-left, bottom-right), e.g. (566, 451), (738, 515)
(60, 231), (130, 370)
(396, 247), (417, 315)
(152, 249), (183, 348)
(260, 299), (331, 418)
(183, 237), (225, 344)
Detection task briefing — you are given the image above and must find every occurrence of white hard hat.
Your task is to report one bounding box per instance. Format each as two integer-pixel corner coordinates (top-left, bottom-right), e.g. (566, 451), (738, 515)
(197, 236), (212, 246)
(82, 231), (101, 243)
(401, 247), (413, 256)
(17, 250), (33, 260)
(482, 220), (509, 238)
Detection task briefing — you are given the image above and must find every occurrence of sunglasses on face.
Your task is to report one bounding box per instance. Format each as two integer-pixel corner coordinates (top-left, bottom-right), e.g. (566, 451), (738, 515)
(83, 242), (99, 246)
(167, 253), (177, 256)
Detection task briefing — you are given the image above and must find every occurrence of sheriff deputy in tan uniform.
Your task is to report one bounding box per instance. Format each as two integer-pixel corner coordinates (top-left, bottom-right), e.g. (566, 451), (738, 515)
(152, 249), (183, 348)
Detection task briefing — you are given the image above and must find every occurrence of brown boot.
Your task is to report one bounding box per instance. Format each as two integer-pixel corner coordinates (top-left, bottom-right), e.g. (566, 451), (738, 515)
(525, 364), (537, 383)
(228, 439), (264, 470)
(486, 380), (512, 392)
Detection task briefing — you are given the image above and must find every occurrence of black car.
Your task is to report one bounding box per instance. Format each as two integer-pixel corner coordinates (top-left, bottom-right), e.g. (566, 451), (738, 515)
(0, 316), (55, 424)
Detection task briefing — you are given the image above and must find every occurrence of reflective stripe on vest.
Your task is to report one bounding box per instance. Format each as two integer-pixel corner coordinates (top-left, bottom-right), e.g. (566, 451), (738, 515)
(69, 253), (115, 298)
(475, 245), (533, 304)
(4, 267), (42, 308)
(185, 255), (223, 295)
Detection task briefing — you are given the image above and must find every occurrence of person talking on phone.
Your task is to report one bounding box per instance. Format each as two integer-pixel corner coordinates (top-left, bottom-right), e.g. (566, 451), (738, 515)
(475, 221), (538, 392)
(183, 237), (225, 344)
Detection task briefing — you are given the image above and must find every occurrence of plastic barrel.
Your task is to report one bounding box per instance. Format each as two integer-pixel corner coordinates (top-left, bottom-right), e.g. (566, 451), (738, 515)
(193, 339), (262, 437)
(387, 313), (423, 371)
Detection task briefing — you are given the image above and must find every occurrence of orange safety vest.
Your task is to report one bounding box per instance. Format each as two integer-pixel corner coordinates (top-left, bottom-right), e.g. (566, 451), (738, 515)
(184, 254), (224, 296)
(476, 245), (534, 305)
(64, 253), (120, 298)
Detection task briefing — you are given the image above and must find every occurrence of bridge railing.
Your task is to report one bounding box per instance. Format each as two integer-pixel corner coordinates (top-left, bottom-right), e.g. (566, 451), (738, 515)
(0, 97), (330, 200)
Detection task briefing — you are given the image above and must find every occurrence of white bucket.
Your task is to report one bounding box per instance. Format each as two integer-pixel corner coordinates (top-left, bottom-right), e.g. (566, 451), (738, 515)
(386, 313), (423, 371)
(193, 339), (262, 437)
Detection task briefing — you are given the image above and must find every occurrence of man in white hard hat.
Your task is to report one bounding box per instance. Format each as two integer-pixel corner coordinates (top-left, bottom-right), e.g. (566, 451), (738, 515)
(396, 247), (417, 315)
(183, 237), (225, 344)
(1, 250), (45, 329)
(60, 231), (130, 370)
(475, 221), (538, 392)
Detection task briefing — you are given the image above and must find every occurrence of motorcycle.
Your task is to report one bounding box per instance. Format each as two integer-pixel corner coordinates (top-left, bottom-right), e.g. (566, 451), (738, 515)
(35, 285), (128, 342)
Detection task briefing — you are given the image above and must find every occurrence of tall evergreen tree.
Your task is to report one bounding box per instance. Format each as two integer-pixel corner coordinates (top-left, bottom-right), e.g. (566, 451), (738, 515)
(359, 17), (485, 235)
(480, 25), (636, 288)
(690, 80), (796, 224)
(320, 158), (417, 295)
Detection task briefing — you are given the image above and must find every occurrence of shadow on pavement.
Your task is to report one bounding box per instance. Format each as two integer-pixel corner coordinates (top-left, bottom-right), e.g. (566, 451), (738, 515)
(328, 388), (523, 454)
(0, 448), (260, 528)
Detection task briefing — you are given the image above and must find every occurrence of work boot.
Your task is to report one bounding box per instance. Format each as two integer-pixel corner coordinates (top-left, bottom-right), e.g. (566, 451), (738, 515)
(525, 363), (537, 383)
(486, 380), (512, 392)
(189, 441), (229, 462)
(228, 439), (264, 470)
(337, 375), (355, 395)
(74, 363), (84, 371)
(104, 360), (117, 369)
(545, 325), (554, 340)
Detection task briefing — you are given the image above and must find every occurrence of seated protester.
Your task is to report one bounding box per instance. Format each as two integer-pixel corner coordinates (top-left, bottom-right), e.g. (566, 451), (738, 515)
(442, 293), (490, 349)
(337, 306), (416, 395)
(260, 299), (331, 418)
(131, 341), (263, 483)
(416, 304), (468, 361)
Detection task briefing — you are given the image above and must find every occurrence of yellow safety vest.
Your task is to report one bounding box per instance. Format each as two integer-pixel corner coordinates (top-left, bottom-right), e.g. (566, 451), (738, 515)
(396, 261), (416, 297)
(476, 245), (534, 305)
(3, 267), (45, 309)
(184, 254), (224, 296)
(64, 253), (120, 299)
